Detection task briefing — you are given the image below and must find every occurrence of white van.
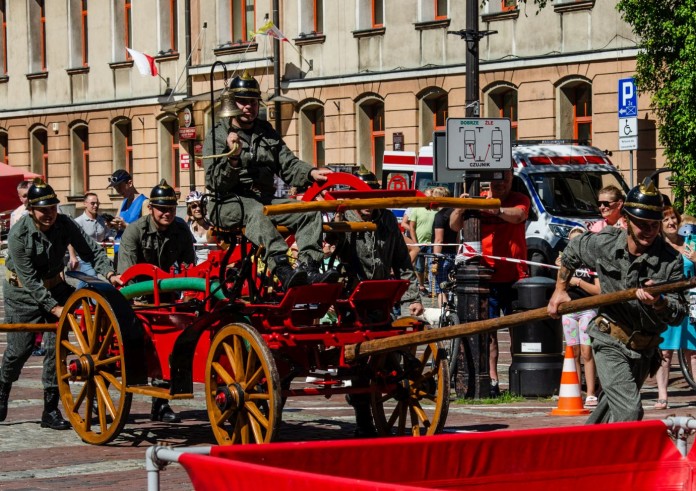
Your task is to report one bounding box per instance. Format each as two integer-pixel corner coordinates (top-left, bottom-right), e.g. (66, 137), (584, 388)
(381, 141), (629, 275)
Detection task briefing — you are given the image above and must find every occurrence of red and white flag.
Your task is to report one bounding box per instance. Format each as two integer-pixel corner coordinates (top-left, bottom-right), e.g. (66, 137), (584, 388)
(126, 48), (158, 77)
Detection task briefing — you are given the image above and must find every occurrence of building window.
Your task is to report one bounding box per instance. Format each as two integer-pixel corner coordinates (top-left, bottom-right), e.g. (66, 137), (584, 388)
(71, 124), (89, 196)
(113, 119), (133, 175)
(435, 0), (447, 19)
(0, 1), (7, 75)
(357, 99), (385, 174)
(502, 0), (517, 11)
(299, 0), (323, 35)
(218, 0), (255, 45)
(30, 128), (48, 178)
(299, 103), (325, 165)
(0, 131), (7, 165)
(419, 90), (447, 146)
(489, 88), (518, 141)
(28, 0), (47, 72)
(125, 0), (132, 58)
(112, 0), (132, 61)
(159, 117), (180, 188)
(159, 0), (178, 54)
(559, 80), (592, 143)
(357, 0), (383, 29)
(69, 0), (89, 67)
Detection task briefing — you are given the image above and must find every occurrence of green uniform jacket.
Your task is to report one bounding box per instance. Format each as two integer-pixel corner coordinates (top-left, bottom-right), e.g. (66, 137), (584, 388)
(117, 215), (196, 274)
(6, 214), (114, 312)
(337, 209), (422, 307)
(203, 118), (315, 224)
(562, 226), (686, 338)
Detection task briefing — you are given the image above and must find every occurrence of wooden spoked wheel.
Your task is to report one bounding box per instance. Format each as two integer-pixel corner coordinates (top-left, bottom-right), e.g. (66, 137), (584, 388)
(55, 289), (132, 445)
(370, 342), (450, 437)
(205, 323), (281, 445)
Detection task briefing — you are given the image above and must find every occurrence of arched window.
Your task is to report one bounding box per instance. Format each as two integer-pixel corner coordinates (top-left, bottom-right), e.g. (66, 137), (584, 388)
(159, 115), (180, 188)
(70, 122), (89, 195)
(558, 79), (592, 143)
(299, 102), (325, 166)
(357, 97), (385, 174)
(112, 118), (133, 174)
(486, 85), (518, 141)
(30, 127), (48, 178)
(419, 88), (448, 146)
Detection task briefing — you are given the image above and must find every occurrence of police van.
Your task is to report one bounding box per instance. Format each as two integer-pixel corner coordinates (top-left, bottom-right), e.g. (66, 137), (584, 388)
(381, 141), (629, 276)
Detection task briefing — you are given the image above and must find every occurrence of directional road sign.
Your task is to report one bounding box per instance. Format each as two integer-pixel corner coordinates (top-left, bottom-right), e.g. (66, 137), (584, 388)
(445, 118), (512, 170)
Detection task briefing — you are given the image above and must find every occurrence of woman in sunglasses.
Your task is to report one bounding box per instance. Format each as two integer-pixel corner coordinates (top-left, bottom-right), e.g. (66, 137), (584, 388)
(588, 185), (626, 232)
(185, 190), (215, 264)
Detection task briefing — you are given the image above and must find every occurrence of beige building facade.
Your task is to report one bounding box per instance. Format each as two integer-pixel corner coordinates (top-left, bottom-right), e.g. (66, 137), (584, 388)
(0, 1), (668, 214)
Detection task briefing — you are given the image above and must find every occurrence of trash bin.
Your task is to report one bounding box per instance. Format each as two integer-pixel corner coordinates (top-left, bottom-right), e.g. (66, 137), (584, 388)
(509, 277), (563, 397)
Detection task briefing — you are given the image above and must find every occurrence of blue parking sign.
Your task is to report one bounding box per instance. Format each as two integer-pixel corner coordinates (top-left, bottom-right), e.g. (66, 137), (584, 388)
(618, 78), (637, 117)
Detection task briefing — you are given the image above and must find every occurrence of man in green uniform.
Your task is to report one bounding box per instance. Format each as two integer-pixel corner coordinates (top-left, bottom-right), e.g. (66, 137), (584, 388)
(203, 71), (337, 291)
(117, 180), (196, 423)
(331, 169), (424, 436)
(0, 179), (121, 429)
(548, 178), (686, 423)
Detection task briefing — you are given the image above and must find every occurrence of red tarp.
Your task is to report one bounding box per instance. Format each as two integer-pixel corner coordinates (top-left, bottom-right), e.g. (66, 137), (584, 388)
(178, 421), (694, 491)
(0, 164), (41, 212)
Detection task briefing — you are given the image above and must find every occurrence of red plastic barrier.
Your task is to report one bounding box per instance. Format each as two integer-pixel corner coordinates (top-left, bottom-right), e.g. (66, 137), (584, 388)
(178, 421), (694, 491)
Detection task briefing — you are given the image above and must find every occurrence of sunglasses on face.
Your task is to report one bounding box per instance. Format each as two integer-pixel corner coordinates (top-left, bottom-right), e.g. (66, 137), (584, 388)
(152, 205), (176, 214)
(189, 203), (201, 210)
(597, 201), (616, 208)
(86, 201), (99, 206)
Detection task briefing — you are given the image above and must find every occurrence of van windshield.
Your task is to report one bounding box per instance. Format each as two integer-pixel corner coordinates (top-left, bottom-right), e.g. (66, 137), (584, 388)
(530, 171), (626, 217)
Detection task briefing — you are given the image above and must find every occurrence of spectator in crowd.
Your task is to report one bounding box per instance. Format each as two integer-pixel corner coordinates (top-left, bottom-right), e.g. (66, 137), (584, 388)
(9, 180), (31, 229)
(203, 71), (336, 291)
(654, 208), (696, 410)
(70, 192), (114, 289)
(329, 169), (423, 436)
(0, 179), (120, 430)
(450, 170), (530, 397)
(589, 185), (626, 232)
(557, 226), (600, 408)
(107, 169), (149, 271)
(185, 190), (216, 264)
(404, 188), (434, 291)
(430, 187), (456, 308)
(117, 180), (196, 423)
(548, 178), (686, 423)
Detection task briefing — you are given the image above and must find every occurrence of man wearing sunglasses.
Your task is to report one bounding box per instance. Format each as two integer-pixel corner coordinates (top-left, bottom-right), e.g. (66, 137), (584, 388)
(548, 178), (686, 424)
(203, 71), (337, 291)
(117, 179), (195, 423)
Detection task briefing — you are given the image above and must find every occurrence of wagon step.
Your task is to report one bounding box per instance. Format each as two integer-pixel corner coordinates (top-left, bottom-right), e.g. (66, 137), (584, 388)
(126, 386), (194, 400)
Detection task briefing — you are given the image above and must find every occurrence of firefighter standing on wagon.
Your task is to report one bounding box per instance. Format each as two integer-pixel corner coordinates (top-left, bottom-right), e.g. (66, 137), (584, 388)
(0, 179), (121, 430)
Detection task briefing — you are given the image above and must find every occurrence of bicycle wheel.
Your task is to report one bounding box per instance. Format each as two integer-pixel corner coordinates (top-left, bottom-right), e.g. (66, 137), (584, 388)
(678, 348), (696, 391)
(441, 312), (460, 378)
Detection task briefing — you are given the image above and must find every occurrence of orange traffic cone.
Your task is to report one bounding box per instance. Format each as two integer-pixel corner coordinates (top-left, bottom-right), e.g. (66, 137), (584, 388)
(550, 345), (590, 416)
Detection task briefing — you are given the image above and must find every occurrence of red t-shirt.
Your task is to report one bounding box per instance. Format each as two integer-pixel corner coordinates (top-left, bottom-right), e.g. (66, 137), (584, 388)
(481, 191), (530, 283)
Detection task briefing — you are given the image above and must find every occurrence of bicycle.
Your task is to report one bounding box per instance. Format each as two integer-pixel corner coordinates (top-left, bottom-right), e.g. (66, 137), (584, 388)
(677, 296), (696, 390)
(428, 253), (460, 379)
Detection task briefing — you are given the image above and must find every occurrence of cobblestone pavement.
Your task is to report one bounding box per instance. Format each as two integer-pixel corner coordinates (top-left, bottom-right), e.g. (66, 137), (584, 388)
(1, 276), (695, 489)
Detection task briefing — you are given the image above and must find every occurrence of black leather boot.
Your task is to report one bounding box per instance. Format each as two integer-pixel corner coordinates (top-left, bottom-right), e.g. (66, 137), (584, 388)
(151, 398), (180, 423)
(272, 255), (308, 291)
(0, 382), (11, 422)
(299, 259), (339, 284)
(41, 388), (70, 430)
(346, 394), (378, 437)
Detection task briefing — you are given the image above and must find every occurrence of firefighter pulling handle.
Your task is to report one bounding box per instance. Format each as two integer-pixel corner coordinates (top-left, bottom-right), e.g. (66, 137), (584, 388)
(344, 276), (696, 363)
(264, 196), (501, 216)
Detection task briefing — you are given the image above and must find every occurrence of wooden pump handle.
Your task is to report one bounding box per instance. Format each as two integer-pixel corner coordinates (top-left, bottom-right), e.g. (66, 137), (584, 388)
(343, 276), (696, 363)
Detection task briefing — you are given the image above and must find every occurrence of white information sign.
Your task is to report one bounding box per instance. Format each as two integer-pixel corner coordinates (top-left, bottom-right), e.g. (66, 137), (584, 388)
(619, 117), (638, 151)
(446, 118), (512, 170)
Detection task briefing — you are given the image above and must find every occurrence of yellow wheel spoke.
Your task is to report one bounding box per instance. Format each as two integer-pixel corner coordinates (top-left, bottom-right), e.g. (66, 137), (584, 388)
(215, 406), (235, 427)
(94, 355), (121, 369)
(233, 336), (245, 381)
(248, 413), (264, 443)
(80, 298), (94, 340)
(244, 366), (264, 390)
(410, 406), (421, 436)
(247, 393), (270, 401)
(95, 376), (117, 419)
(240, 414), (250, 444)
(244, 348), (258, 381)
(245, 402), (269, 429)
(61, 340), (82, 357)
(412, 401), (428, 425)
(211, 361), (234, 386)
(72, 383), (88, 414)
(100, 371), (124, 392)
(68, 314), (90, 353)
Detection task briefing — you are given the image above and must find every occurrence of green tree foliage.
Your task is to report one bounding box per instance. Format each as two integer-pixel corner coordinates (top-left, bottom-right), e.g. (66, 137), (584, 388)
(617, 1), (696, 214)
